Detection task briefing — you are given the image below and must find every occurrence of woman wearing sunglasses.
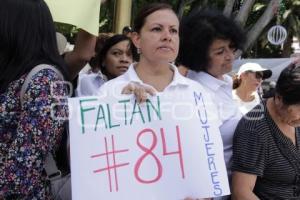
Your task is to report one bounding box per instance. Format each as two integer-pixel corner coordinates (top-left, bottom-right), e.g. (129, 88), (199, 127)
(232, 63), (272, 115)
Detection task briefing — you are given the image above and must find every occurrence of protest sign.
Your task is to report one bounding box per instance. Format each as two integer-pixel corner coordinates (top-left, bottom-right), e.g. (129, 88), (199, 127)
(45, 0), (101, 35)
(68, 91), (230, 200)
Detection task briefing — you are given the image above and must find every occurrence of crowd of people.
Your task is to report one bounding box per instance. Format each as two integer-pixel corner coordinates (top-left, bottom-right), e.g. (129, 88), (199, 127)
(1, 0), (300, 200)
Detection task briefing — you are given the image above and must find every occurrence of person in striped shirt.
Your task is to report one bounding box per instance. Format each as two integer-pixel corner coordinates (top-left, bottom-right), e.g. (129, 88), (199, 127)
(232, 62), (300, 200)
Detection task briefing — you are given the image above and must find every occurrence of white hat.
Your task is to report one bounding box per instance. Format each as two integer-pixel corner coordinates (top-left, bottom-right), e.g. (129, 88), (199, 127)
(237, 62), (272, 79)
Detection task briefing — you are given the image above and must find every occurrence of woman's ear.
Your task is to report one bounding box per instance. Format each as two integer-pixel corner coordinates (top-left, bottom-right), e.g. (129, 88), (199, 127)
(131, 32), (140, 49)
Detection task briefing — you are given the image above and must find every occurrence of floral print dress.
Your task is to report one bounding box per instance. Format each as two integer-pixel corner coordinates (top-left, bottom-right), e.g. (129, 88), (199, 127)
(0, 67), (68, 199)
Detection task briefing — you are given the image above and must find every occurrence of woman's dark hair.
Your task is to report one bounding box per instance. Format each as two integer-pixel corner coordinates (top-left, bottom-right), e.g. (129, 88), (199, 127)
(89, 33), (114, 71)
(232, 74), (242, 89)
(122, 26), (133, 35)
(177, 9), (245, 72)
(0, 0), (69, 93)
(96, 34), (134, 77)
(275, 63), (300, 105)
(133, 3), (174, 33)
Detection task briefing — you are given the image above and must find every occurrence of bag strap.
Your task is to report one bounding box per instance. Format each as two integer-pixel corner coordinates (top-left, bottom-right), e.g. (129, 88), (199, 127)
(45, 154), (62, 180)
(20, 64), (64, 105)
(20, 64), (64, 180)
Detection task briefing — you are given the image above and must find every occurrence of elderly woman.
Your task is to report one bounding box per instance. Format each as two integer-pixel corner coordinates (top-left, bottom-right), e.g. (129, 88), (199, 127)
(177, 10), (245, 195)
(232, 63), (300, 199)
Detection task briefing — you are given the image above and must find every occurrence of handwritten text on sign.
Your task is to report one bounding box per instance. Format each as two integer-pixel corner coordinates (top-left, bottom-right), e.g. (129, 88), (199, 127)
(68, 93), (229, 200)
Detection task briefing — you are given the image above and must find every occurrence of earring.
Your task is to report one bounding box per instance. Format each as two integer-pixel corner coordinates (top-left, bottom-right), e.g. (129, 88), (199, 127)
(137, 48), (141, 54)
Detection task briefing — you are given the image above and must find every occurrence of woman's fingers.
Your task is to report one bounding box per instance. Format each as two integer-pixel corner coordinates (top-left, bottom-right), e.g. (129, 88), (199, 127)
(134, 86), (147, 104)
(121, 82), (136, 94)
(121, 82), (156, 103)
(144, 85), (156, 96)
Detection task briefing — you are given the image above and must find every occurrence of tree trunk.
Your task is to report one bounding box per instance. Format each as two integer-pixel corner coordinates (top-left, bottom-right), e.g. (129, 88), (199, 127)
(176, 0), (187, 20)
(282, 30), (293, 57)
(237, 0), (280, 57)
(223, 0), (236, 17)
(234, 0), (256, 27)
(200, 0), (208, 10)
(176, 0), (197, 19)
(190, 0), (202, 13)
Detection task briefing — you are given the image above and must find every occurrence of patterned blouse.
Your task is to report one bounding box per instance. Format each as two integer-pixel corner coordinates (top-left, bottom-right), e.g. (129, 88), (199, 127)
(0, 67), (68, 199)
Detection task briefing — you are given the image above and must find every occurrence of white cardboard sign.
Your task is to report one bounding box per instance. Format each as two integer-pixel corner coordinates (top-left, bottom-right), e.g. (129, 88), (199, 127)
(68, 92), (229, 200)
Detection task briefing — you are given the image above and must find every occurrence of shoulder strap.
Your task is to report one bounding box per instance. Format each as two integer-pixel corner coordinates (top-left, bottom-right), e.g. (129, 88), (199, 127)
(20, 64), (64, 105)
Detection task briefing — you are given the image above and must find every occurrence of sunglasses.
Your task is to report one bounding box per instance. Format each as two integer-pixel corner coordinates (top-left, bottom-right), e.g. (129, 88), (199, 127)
(246, 70), (264, 79)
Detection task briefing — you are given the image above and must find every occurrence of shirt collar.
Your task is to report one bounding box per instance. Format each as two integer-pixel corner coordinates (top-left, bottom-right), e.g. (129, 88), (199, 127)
(187, 70), (232, 92)
(125, 63), (189, 87)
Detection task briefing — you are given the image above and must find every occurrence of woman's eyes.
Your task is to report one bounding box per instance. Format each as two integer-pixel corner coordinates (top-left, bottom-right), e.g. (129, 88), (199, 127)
(215, 50), (225, 55)
(112, 51), (122, 56)
(151, 27), (178, 34)
(170, 28), (178, 34)
(215, 47), (236, 55)
(152, 27), (162, 32)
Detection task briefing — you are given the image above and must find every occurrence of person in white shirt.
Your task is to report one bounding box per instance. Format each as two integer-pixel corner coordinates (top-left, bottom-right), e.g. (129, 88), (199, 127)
(232, 62), (272, 115)
(97, 3), (226, 200)
(177, 10), (246, 199)
(77, 34), (134, 96)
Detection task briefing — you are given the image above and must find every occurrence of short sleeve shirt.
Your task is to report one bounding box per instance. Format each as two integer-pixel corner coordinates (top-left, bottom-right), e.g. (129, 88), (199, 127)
(187, 71), (242, 178)
(232, 101), (300, 199)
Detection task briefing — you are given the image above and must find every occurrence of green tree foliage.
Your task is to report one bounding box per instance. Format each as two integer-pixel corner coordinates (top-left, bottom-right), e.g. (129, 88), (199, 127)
(99, 0), (116, 33)
(56, 0), (300, 58)
(54, 23), (78, 43)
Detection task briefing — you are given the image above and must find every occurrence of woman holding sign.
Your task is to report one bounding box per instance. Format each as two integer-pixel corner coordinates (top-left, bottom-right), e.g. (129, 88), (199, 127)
(94, 3), (229, 200)
(122, 8), (246, 200)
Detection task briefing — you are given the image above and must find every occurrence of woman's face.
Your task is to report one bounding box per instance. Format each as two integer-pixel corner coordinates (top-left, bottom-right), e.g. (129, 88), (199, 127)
(240, 71), (263, 92)
(103, 40), (133, 79)
(207, 39), (236, 79)
(277, 98), (300, 127)
(132, 9), (179, 65)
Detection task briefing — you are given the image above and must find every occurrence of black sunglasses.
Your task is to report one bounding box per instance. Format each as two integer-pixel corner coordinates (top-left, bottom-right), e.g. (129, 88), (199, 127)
(247, 70), (263, 79)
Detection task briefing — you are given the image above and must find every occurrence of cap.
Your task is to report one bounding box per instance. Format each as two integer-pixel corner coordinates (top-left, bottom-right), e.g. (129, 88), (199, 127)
(237, 62), (272, 79)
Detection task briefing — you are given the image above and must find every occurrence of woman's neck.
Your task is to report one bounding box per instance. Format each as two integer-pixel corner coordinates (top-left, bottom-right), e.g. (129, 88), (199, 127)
(134, 60), (174, 92)
(235, 86), (256, 102)
(205, 68), (224, 80)
(267, 98), (287, 127)
(135, 60), (170, 75)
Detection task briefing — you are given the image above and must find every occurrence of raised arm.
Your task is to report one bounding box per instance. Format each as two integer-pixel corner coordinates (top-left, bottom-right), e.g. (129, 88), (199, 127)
(64, 29), (97, 80)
